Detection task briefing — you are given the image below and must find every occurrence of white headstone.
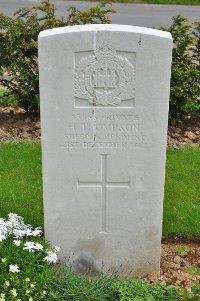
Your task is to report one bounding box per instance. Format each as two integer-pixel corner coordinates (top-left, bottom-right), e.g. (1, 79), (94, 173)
(38, 24), (172, 277)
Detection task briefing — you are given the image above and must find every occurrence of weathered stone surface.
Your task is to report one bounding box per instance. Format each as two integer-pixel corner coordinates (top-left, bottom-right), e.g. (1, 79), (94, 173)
(38, 24), (172, 277)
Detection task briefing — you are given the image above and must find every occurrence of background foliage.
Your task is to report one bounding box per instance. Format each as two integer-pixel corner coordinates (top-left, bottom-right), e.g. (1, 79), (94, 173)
(160, 15), (200, 119)
(0, 0), (114, 111)
(0, 1), (199, 118)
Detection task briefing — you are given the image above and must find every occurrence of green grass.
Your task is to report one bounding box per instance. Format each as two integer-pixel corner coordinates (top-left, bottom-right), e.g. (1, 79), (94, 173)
(0, 142), (200, 237)
(42, 275), (194, 301)
(163, 147), (200, 238)
(0, 142), (43, 227)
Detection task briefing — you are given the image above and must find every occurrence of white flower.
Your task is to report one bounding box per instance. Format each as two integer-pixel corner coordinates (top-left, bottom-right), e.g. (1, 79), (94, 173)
(5, 280), (10, 286)
(13, 239), (21, 246)
(8, 213), (20, 221)
(0, 213), (42, 241)
(10, 288), (18, 297)
(31, 228), (42, 236)
(1, 258), (6, 263)
(34, 243), (43, 251)
(0, 233), (6, 242)
(42, 290), (46, 295)
(23, 241), (43, 252)
(26, 289), (30, 294)
(13, 227), (32, 239)
(30, 283), (35, 288)
(0, 294), (5, 299)
(44, 250), (58, 263)
(9, 264), (20, 273)
(29, 298), (33, 301)
(25, 278), (30, 282)
(23, 242), (36, 252)
(55, 246), (60, 252)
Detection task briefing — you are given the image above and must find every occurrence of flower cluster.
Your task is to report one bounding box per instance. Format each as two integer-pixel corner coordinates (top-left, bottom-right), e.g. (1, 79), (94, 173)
(0, 213), (60, 301)
(23, 241), (43, 252)
(0, 213), (42, 242)
(0, 213), (59, 264)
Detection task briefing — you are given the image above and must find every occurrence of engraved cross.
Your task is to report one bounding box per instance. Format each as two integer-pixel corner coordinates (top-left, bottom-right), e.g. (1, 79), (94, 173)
(77, 154), (130, 233)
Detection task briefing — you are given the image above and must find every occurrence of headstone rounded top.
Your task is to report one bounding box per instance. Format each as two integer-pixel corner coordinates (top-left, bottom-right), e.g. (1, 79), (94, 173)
(38, 24), (172, 40)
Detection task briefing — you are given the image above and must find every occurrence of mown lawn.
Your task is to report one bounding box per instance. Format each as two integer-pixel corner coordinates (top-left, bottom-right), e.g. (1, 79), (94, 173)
(0, 142), (200, 237)
(0, 142), (43, 227)
(163, 147), (200, 238)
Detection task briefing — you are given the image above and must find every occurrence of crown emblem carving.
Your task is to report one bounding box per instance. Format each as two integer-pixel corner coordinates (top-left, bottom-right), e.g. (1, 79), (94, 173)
(74, 44), (135, 107)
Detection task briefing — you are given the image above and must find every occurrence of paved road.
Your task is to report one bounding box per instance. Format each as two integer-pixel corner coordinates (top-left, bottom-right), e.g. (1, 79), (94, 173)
(0, 0), (199, 28)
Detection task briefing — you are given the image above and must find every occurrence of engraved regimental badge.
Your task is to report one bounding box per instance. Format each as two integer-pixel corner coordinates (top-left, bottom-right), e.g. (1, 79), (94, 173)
(74, 45), (135, 107)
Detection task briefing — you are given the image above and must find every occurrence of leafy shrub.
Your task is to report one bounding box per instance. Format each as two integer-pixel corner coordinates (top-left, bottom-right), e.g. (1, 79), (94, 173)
(0, 213), (59, 301)
(0, 89), (18, 107)
(0, 0), (114, 112)
(115, 279), (193, 301)
(0, 1), (199, 120)
(160, 15), (200, 120)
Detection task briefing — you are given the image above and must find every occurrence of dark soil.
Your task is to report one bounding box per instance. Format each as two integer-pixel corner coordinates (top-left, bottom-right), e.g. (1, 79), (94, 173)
(145, 242), (200, 292)
(0, 107), (40, 142)
(167, 117), (200, 149)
